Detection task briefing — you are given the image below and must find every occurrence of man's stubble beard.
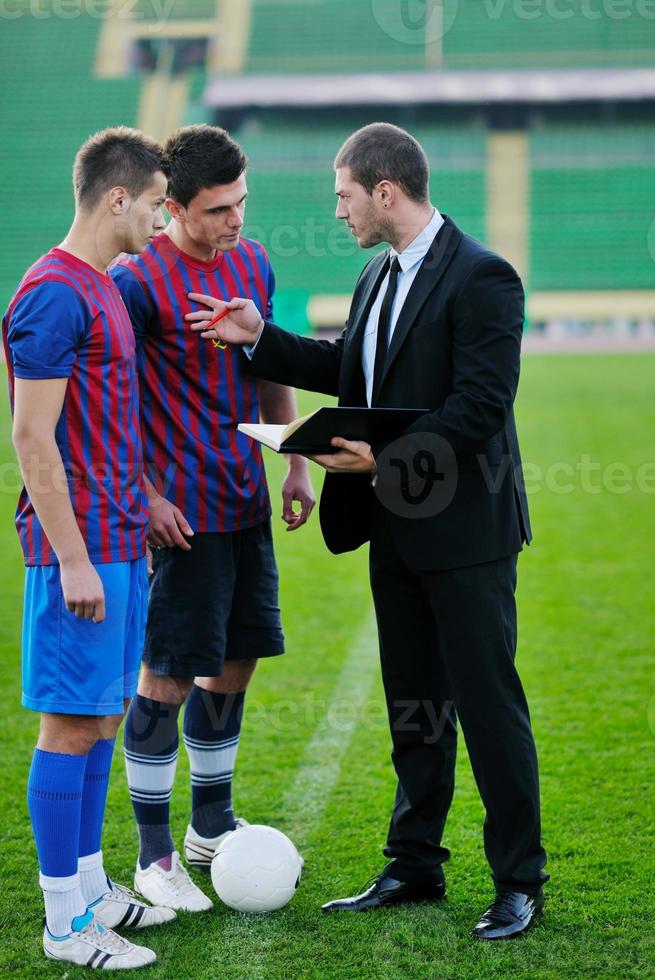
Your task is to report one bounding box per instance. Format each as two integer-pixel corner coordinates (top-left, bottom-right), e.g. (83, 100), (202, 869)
(358, 210), (395, 250)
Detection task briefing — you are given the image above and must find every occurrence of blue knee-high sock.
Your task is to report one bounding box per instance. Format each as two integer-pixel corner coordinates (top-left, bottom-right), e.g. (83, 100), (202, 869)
(79, 738), (115, 858)
(28, 749), (89, 936)
(183, 686), (245, 839)
(28, 749), (87, 877)
(123, 695), (180, 869)
(78, 738), (116, 906)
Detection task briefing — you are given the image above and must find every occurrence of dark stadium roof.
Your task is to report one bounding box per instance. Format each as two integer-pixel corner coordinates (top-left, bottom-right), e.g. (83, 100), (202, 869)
(204, 69), (655, 108)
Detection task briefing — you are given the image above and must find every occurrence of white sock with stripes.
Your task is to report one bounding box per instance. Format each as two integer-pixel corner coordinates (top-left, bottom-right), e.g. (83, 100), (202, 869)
(183, 731), (239, 834)
(183, 687), (244, 839)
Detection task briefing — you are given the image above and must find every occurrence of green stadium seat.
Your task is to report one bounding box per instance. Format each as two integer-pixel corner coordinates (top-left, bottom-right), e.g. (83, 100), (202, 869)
(244, 0), (429, 74)
(0, 15), (140, 308)
(443, 1), (655, 69)
(530, 125), (655, 290)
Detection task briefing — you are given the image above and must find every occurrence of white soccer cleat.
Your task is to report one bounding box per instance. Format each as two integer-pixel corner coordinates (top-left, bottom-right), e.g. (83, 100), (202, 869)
(43, 912), (156, 969)
(91, 879), (177, 929)
(184, 818), (250, 869)
(134, 850), (213, 912)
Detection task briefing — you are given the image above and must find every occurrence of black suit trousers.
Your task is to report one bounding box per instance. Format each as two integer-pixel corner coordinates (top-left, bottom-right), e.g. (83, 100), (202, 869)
(369, 506), (548, 895)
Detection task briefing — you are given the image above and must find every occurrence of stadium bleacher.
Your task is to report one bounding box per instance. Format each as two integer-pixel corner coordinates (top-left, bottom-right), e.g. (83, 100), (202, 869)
(1, 0), (653, 338)
(0, 13), (140, 306)
(443, 1), (655, 69)
(530, 124), (655, 291)
(239, 0), (655, 74)
(244, 0), (429, 74)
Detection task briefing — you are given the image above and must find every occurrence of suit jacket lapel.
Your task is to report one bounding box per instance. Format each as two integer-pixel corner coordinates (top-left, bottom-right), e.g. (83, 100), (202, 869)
(379, 215), (462, 390)
(340, 249), (390, 399)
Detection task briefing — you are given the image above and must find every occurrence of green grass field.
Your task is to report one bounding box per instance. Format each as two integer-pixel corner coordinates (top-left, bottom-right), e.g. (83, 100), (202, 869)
(0, 355), (653, 979)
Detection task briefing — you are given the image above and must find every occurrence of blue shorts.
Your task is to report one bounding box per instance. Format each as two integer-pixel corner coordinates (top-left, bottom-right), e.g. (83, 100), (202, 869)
(21, 557), (148, 716)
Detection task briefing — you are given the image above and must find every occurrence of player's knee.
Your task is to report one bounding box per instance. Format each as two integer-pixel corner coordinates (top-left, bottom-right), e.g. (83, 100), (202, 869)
(228, 658), (258, 690)
(38, 714), (102, 755)
(137, 666), (193, 705)
(97, 712), (125, 741)
(199, 659), (257, 694)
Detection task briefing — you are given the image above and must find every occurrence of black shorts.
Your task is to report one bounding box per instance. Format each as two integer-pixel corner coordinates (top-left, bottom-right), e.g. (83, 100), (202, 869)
(144, 521), (285, 678)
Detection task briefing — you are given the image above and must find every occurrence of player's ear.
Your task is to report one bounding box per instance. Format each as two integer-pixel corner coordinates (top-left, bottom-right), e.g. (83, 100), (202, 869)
(166, 198), (186, 223)
(108, 186), (129, 214)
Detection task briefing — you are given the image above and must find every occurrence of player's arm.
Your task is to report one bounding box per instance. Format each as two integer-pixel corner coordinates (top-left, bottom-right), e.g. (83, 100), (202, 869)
(258, 381), (316, 531)
(12, 378), (105, 622)
(143, 474), (194, 551)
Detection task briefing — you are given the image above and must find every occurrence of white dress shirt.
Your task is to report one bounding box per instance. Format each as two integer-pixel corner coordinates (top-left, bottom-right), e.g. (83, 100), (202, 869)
(362, 207), (444, 406)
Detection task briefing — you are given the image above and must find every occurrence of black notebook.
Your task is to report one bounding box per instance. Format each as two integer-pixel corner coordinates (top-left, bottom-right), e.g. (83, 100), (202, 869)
(238, 406), (429, 455)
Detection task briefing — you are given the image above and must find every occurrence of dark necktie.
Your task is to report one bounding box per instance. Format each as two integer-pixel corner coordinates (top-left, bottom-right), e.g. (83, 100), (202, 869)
(372, 255), (402, 405)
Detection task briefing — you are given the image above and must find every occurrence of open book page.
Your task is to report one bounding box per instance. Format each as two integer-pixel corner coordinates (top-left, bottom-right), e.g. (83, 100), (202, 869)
(239, 407), (428, 455)
(238, 409), (320, 452)
(237, 423), (287, 451)
(281, 408), (319, 439)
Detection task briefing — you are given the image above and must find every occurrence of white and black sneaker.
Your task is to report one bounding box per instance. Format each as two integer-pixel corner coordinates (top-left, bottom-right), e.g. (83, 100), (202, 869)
(43, 910), (156, 969)
(90, 879), (176, 930)
(183, 818), (249, 869)
(134, 851), (213, 913)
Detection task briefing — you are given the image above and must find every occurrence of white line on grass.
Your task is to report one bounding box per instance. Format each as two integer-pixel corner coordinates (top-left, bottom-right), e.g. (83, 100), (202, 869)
(281, 604), (380, 835)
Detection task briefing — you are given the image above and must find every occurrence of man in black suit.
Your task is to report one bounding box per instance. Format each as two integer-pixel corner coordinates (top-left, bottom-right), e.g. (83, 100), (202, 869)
(186, 123), (548, 940)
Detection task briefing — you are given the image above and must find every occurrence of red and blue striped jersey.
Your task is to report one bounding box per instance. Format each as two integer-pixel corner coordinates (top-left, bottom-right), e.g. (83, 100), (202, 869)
(111, 233), (272, 532)
(2, 248), (148, 566)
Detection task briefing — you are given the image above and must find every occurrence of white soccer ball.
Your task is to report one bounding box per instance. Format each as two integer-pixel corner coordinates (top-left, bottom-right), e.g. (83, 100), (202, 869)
(210, 824), (302, 913)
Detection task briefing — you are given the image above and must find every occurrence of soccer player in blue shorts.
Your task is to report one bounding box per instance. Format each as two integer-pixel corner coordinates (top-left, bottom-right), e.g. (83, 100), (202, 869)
(2, 128), (177, 969)
(112, 125), (315, 911)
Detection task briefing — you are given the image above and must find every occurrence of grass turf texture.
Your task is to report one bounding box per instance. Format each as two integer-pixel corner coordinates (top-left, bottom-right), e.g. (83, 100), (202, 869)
(0, 354), (653, 979)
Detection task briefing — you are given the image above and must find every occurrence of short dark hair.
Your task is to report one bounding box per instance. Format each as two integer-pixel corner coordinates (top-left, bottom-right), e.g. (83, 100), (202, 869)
(73, 126), (164, 209)
(334, 123), (429, 204)
(163, 124), (247, 207)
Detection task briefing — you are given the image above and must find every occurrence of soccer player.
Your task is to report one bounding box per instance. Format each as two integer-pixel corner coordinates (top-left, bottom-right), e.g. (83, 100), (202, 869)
(3, 128), (177, 970)
(112, 124), (314, 912)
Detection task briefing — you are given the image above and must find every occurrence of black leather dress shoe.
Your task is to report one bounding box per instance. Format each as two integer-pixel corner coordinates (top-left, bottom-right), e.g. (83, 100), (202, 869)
(321, 871), (446, 912)
(471, 890), (544, 940)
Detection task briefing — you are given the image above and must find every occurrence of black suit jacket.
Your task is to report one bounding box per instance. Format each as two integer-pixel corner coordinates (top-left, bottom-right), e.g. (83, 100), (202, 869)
(247, 215), (531, 571)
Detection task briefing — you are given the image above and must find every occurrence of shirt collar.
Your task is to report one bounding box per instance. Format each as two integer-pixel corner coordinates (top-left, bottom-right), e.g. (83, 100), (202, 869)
(391, 207), (444, 274)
